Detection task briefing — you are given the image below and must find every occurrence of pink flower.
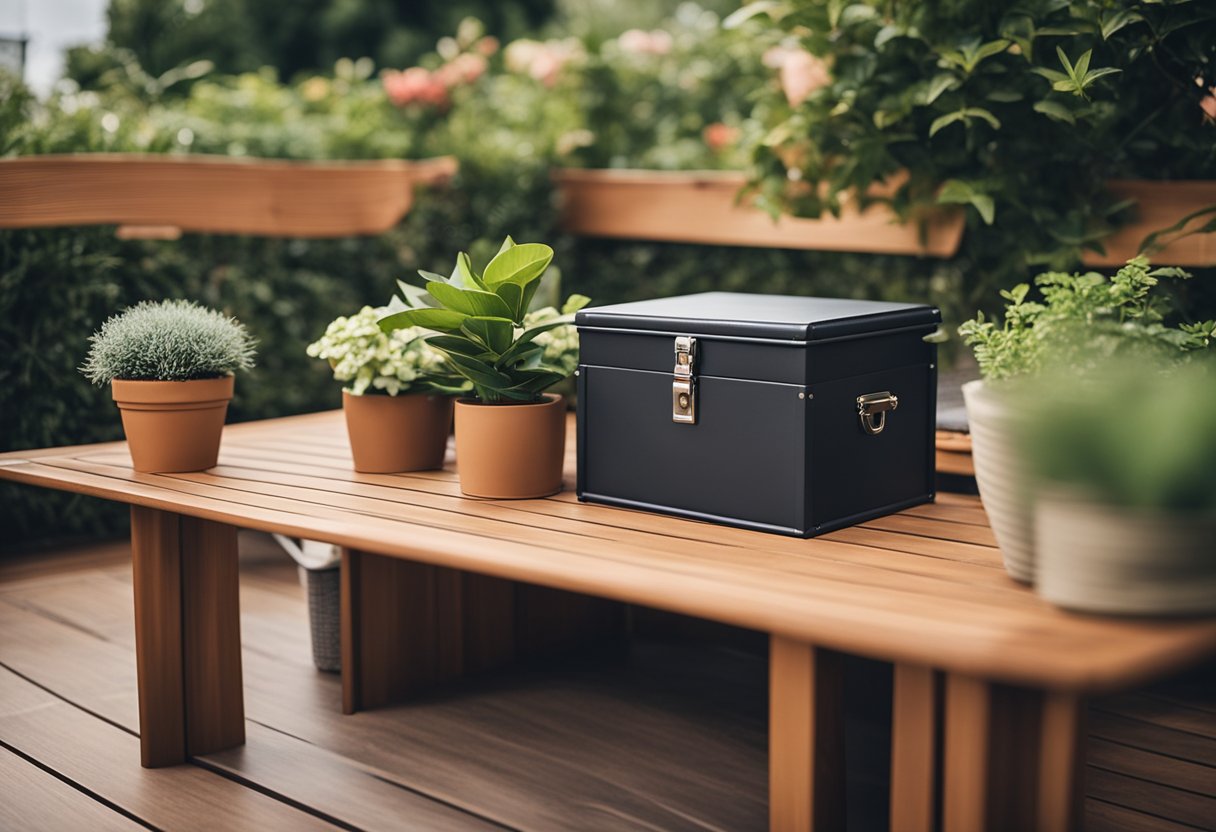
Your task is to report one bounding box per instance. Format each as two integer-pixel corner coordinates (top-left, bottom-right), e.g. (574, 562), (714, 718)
(1202, 87), (1216, 123)
(382, 67), (449, 109)
(504, 38), (583, 88)
(476, 35), (499, 57)
(703, 122), (740, 151)
(618, 28), (673, 56)
(436, 52), (487, 87)
(530, 51), (562, 87)
(778, 49), (830, 107)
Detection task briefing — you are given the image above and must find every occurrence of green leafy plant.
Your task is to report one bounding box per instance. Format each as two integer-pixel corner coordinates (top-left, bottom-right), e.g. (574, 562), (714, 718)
(959, 258), (1216, 382)
(306, 306), (466, 396)
(1023, 359), (1216, 513)
(738, 0), (1216, 286)
(378, 237), (589, 403)
(80, 299), (257, 385)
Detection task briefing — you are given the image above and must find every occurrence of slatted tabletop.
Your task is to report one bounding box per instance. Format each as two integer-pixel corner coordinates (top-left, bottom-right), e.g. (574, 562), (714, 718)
(2, 410), (1214, 694)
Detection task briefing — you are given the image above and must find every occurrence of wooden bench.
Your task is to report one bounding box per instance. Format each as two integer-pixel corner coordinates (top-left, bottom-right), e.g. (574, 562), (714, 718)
(2, 411), (1214, 831)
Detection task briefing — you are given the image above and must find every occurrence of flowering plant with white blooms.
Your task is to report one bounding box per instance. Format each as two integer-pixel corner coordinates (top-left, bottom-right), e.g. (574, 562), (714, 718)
(306, 306), (467, 396)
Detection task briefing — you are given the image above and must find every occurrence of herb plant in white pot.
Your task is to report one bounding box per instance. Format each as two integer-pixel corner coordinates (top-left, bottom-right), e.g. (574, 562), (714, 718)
(379, 236), (588, 498)
(1025, 361), (1216, 615)
(307, 306), (467, 473)
(958, 258), (1214, 583)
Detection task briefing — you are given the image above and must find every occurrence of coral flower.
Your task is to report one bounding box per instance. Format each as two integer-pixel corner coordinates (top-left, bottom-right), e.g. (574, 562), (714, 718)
(703, 122), (741, 151)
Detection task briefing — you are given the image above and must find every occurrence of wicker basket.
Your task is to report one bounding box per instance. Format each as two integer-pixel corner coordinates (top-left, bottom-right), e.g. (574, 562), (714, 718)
(303, 566), (341, 672)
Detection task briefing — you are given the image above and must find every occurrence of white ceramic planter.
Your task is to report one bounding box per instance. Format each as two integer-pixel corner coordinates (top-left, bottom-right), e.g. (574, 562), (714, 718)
(1037, 495), (1216, 616)
(962, 379), (1035, 582)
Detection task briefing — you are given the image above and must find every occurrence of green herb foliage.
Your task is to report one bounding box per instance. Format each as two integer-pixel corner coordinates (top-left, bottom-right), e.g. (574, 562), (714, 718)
(959, 258), (1216, 381)
(81, 299), (257, 384)
(379, 237), (589, 403)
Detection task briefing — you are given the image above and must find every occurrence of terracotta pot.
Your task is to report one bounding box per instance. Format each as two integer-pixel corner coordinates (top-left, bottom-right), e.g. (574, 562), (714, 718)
(454, 394), (566, 498)
(1036, 493), (1216, 616)
(963, 380), (1035, 583)
(111, 376), (233, 473)
(342, 390), (453, 473)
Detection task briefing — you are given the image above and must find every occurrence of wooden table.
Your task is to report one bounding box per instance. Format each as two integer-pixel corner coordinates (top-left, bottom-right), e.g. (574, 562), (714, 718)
(2, 411), (1214, 832)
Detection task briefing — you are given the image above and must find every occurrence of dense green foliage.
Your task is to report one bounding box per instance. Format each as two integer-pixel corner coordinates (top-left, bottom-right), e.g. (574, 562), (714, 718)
(70, 0), (556, 85)
(738, 0), (1216, 288)
(960, 257), (1216, 381)
(380, 237), (587, 402)
(1024, 360), (1216, 512)
(81, 299), (257, 384)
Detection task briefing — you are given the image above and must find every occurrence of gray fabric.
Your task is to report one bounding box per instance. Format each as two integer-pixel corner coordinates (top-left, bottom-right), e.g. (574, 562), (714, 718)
(306, 567), (341, 673)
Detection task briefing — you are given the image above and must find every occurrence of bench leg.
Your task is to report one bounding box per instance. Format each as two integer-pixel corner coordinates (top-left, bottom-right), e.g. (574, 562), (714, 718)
(942, 674), (1085, 832)
(131, 507), (244, 767)
(769, 637), (845, 832)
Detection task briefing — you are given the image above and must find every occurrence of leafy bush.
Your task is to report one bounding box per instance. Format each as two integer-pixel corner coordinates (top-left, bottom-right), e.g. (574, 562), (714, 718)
(1024, 360), (1216, 513)
(379, 237), (588, 403)
(737, 0), (1216, 287)
(959, 258), (1216, 381)
(81, 299), (257, 384)
(306, 306), (464, 396)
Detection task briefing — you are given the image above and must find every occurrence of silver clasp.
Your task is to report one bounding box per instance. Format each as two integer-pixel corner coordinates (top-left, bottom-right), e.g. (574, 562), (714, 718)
(672, 336), (697, 424)
(857, 391), (898, 435)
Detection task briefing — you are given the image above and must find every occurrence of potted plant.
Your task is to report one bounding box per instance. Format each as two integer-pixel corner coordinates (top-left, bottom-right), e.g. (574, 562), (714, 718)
(80, 299), (256, 473)
(1024, 361), (1216, 615)
(379, 236), (588, 498)
(307, 306), (467, 473)
(958, 258), (1214, 582)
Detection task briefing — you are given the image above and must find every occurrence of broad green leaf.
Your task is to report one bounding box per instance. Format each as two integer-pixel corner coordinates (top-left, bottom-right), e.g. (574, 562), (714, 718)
(929, 111), (965, 137)
(922, 73), (958, 105)
(496, 235), (516, 255)
(461, 316), (515, 355)
(493, 278), (541, 321)
(1100, 10), (1141, 40)
(495, 341), (544, 369)
(962, 107), (1001, 130)
(378, 307), (468, 333)
(482, 243), (554, 287)
(1073, 48), (1092, 81)
(444, 353), (513, 390)
(426, 334), (494, 359)
(1032, 67), (1069, 83)
(1033, 99), (1075, 124)
(425, 281), (514, 318)
(723, 0), (788, 28)
(452, 252), (486, 290)
(937, 179), (996, 225)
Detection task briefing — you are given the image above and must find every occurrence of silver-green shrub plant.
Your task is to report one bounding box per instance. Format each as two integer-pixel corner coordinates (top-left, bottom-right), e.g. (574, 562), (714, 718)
(306, 306), (467, 396)
(81, 299), (257, 384)
(378, 236), (589, 404)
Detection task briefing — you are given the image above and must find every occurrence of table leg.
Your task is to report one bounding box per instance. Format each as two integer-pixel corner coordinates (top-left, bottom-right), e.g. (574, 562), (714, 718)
(942, 674), (1085, 832)
(890, 664), (939, 832)
(130, 507), (244, 767)
(769, 637), (845, 832)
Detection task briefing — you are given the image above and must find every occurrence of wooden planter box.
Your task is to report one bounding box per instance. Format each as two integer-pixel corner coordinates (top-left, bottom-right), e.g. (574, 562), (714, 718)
(0, 154), (458, 238)
(1081, 180), (1216, 268)
(553, 168), (965, 257)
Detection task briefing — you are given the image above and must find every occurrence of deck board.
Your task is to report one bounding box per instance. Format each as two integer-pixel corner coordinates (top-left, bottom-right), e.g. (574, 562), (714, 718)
(1, 540), (1213, 830)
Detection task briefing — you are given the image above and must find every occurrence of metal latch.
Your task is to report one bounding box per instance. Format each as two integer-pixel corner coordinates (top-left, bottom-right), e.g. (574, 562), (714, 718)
(857, 391), (898, 435)
(672, 336), (697, 424)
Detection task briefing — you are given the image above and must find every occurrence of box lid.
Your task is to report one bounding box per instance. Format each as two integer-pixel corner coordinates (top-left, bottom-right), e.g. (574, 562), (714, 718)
(575, 292), (939, 341)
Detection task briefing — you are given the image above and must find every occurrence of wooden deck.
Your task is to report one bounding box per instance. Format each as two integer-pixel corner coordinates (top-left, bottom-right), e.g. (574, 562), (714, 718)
(1, 538), (1212, 831)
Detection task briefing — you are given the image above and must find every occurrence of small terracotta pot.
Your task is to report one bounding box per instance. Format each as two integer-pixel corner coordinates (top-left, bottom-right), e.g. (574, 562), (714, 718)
(454, 393), (566, 498)
(342, 390), (453, 473)
(112, 376), (234, 473)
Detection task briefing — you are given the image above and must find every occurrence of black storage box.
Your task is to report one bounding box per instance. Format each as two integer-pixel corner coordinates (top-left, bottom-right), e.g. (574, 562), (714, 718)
(575, 292), (940, 537)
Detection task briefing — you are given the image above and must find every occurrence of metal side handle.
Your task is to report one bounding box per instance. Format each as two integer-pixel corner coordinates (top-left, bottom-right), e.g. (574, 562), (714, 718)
(857, 391), (898, 435)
